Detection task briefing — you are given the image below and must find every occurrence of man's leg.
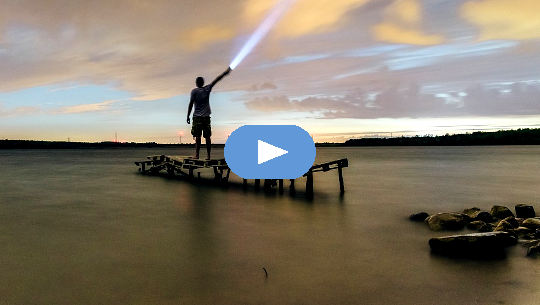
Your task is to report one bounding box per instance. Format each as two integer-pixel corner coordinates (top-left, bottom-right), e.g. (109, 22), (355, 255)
(203, 117), (212, 160)
(194, 136), (201, 159)
(205, 136), (211, 160)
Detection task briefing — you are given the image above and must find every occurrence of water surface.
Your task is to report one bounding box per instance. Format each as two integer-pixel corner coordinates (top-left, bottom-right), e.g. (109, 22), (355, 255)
(0, 147), (539, 305)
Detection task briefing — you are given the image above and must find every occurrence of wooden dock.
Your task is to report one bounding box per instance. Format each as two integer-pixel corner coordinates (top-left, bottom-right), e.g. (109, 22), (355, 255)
(135, 155), (348, 197)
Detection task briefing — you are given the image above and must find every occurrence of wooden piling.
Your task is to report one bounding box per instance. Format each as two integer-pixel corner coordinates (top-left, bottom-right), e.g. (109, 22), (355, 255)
(278, 179), (284, 193)
(289, 179), (296, 196)
(306, 171), (314, 198)
(263, 179), (271, 192)
(224, 168), (231, 183)
(213, 166), (221, 182)
(255, 179), (261, 191)
(338, 166), (345, 193)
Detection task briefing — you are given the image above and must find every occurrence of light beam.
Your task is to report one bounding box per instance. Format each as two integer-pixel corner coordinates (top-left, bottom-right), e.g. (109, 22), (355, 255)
(229, 0), (296, 70)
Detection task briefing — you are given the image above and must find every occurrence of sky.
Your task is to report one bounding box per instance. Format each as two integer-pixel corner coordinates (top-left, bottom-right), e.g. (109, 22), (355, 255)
(1, 0), (540, 143)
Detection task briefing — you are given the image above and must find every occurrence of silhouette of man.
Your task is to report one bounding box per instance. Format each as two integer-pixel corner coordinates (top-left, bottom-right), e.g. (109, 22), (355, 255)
(187, 67), (231, 160)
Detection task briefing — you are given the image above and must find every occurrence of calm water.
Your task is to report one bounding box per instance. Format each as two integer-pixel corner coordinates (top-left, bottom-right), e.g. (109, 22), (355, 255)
(0, 147), (539, 305)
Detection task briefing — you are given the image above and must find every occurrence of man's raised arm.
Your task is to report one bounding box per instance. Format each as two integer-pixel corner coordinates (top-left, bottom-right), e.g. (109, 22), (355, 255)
(209, 67), (232, 89)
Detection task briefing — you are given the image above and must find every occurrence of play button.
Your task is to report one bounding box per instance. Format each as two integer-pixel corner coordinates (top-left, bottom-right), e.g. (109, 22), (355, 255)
(225, 125), (316, 179)
(258, 140), (288, 164)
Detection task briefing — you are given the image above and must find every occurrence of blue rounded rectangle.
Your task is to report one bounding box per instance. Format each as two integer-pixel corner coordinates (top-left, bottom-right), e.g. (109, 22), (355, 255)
(225, 125), (316, 179)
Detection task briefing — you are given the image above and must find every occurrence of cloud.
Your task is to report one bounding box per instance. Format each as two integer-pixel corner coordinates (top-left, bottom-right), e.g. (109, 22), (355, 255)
(245, 96), (293, 112)
(244, 0), (370, 37)
(0, 0), (245, 100)
(58, 99), (121, 114)
(0, 0), (532, 105)
(248, 82), (278, 91)
(244, 81), (540, 118)
(461, 0), (540, 40)
(180, 25), (235, 51)
(372, 0), (444, 45)
(0, 102), (40, 117)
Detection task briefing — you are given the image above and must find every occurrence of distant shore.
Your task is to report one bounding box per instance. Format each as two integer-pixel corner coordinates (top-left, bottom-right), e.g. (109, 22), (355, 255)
(0, 140), (194, 149)
(2, 128), (539, 149)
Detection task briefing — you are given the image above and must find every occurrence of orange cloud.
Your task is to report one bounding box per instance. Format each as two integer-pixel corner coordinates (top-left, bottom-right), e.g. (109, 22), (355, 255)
(461, 0), (540, 40)
(244, 0), (369, 37)
(373, 23), (444, 45)
(180, 25), (235, 51)
(372, 0), (444, 45)
(389, 0), (421, 24)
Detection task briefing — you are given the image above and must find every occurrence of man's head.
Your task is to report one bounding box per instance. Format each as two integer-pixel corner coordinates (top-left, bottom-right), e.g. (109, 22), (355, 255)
(196, 77), (204, 88)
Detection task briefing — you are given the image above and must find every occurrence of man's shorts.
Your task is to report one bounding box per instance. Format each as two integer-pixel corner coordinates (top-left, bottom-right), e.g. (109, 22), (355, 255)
(191, 116), (212, 138)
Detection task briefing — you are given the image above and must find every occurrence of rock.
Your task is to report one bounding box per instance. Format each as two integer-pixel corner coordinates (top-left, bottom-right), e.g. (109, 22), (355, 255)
(467, 220), (485, 230)
(429, 232), (517, 258)
(463, 207), (493, 222)
(519, 239), (539, 248)
(515, 204), (536, 219)
(494, 220), (515, 234)
(536, 229), (540, 239)
(515, 218), (525, 226)
(524, 234), (536, 240)
(425, 213), (469, 231)
(463, 207), (480, 215)
(490, 205), (514, 220)
(526, 241), (540, 257)
(501, 216), (519, 228)
(522, 218), (540, 230)
(516, 226), (533, 238)
(467, 220), (492, 232)
(479, 223), (493, 232)
(409, 212), (429, 222)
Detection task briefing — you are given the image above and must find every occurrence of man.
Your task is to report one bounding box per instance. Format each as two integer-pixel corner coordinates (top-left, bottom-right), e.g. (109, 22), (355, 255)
(187, 67), (231, 160)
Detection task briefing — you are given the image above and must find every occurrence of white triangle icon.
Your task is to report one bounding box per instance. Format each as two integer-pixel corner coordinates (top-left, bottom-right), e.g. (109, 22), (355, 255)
(258, 140), (288, 165)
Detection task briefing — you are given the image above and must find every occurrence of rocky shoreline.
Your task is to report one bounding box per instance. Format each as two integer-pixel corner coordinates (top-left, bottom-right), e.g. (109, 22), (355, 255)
(410, 204), (539, 258)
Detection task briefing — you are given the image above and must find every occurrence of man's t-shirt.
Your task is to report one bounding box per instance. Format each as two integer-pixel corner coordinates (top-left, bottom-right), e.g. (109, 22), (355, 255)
(191, 85), (213, 117)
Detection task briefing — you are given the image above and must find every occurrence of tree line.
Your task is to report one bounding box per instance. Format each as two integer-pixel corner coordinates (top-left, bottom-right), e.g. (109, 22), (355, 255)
(344, 128), (540, 146)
